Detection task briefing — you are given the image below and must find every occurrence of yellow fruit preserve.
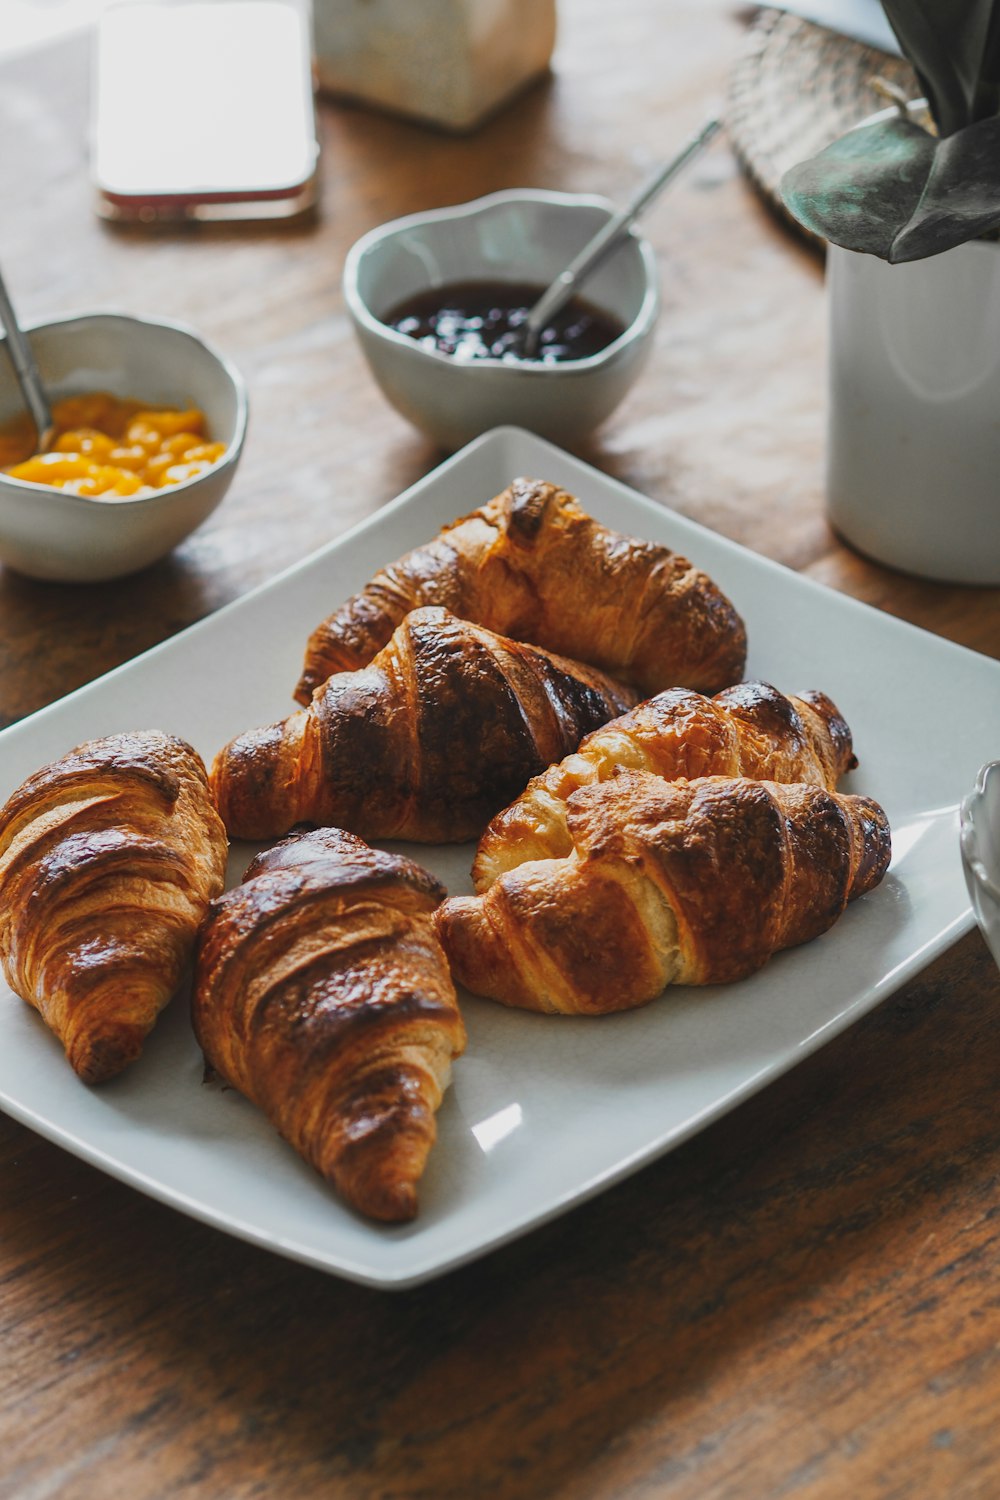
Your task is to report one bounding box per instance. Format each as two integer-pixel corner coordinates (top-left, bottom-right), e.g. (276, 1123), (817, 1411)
(0, 392), (227, 499)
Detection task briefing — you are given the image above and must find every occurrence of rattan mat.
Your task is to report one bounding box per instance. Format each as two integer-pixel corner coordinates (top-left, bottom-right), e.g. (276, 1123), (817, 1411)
(727, 8), (917, 248)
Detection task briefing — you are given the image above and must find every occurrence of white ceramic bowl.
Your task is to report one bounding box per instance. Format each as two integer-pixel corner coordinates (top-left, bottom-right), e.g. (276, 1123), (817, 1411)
(960, 760), (1000, 972)
(0, 312), (247, 583)
(343, 189), (659, 450)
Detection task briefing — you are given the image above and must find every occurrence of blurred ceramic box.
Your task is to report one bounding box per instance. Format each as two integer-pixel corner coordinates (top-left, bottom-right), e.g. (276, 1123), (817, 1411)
(313, 0), (557, 131)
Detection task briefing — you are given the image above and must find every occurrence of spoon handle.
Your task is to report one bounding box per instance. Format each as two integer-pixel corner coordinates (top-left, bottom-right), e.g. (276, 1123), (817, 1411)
(0, 267), (54, 448)
(523, 116), (723, 357)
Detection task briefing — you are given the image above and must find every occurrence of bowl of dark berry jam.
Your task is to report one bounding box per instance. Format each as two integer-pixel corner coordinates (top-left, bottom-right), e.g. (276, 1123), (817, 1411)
(343, 189), (659, 450)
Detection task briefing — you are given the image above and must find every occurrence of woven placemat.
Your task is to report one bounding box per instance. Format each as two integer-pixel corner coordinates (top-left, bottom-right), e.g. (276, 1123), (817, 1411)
(727, 8), (918, 248)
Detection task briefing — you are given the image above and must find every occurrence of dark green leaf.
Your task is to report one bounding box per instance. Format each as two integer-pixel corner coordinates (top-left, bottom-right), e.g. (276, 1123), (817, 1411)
(890, 114), (1000, 259)
(882, 0), (999, 134)
(780, 118), (936, 259)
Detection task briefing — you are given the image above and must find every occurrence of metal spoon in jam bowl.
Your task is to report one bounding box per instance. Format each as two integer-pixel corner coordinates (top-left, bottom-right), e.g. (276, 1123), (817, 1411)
(520, 117), (722, 358)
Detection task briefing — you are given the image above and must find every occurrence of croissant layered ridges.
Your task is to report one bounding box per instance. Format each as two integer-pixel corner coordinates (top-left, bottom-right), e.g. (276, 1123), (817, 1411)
(193, 828), (467, 1223)
(472, 681), (857, 890)
(0, 731), (228, 1084)
(295, 478), (748, 702)
(211, 606), (637, 844)
(436, 772), (892, 1016)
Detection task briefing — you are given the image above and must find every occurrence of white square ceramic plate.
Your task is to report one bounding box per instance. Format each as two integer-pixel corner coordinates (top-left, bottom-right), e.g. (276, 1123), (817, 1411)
(2, 426), (997, 1289)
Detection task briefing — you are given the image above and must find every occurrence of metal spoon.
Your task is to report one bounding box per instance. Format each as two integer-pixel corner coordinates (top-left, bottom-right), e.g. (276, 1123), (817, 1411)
(0, 264), (54, 452)
(521, 116), (723, 359)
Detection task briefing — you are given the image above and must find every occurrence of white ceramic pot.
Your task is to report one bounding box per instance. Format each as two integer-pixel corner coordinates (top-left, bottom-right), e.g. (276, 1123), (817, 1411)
(826, 239), (1000, 584)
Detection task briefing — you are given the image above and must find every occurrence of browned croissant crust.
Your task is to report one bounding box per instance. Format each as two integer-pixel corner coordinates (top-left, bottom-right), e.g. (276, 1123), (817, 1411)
(295, 477), (747, 703)
(0, 731), (228, 1083)
(436, 771), (891, 1015)
(192, 826), (466, 1223)
(212, 605), (637, 843)
(472, 681), (856, 891)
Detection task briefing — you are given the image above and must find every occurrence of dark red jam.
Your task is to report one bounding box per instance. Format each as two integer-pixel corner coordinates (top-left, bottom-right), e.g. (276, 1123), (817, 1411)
(384, 279), (627, 364)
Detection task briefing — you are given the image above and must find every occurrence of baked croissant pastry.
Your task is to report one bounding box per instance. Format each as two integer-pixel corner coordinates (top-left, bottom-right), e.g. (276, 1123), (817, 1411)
(212, 605), (637, 843)
(437, 771), (891, 1015)
(193, 826), (466, 1223)
(473, 681), (856, 890)
(0, 731), (228, 1083)
(295, 477), (747, 703)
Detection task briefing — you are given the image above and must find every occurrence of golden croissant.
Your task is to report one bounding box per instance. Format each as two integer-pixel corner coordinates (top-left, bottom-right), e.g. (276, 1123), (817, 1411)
(437, 771), (891, 1015)
(473, 681), (856, 891)
(212, 605), (637, 843)
(0, 731), (228, 1083)
(193, 826), (466, 1223)
(295, 477), (747, 703)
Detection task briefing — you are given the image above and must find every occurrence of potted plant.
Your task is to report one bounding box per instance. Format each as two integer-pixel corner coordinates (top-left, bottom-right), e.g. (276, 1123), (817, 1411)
(780, 0), (1000, 584)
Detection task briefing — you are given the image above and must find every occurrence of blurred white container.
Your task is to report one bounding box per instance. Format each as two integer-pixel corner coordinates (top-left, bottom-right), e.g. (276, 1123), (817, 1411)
(826, 238), (1000, 586)
(313, 0), (556, 132)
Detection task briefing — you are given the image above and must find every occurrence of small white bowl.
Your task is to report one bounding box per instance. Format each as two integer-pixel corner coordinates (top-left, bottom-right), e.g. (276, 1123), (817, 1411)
(0, 312), (247, 583)
(343, 189), (660, 451)
(960, 760), (1000, 972)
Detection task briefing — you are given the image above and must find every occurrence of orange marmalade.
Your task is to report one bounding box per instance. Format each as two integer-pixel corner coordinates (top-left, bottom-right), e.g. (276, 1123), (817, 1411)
(0, 392), (227, 499)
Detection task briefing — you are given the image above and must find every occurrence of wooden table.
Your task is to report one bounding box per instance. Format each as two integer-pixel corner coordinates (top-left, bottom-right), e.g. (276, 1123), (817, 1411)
(2, 4), (999, 1496)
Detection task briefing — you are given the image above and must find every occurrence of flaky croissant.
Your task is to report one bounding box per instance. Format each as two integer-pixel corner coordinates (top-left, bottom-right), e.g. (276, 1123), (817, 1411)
(437, 771), (891, 1015)
(295, 477), (747, 703)
(0, 731), (228, 1083)
(473, 681), (856, 890)
(193, 827), (466, 1223)
(212, 605), (637, 843)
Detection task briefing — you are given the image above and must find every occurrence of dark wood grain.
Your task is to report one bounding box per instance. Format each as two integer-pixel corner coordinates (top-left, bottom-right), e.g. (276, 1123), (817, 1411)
(2, 4), (1000, 1497)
